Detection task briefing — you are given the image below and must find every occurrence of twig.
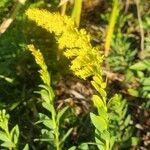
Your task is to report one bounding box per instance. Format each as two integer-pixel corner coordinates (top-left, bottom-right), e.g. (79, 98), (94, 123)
(0, 0), (26, 36)
(135, 0), (145, 56)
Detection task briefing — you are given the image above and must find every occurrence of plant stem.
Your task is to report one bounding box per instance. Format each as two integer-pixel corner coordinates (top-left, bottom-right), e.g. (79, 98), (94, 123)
(52, 109), (60, 150)
(60, 1), (68, 16)
(104, 0), (119, 57)
(71, 0), (82, 27)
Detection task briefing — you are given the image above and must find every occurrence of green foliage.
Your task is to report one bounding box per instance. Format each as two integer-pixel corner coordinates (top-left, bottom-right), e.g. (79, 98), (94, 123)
(26, 8), (112, 150)
(0, 109), (19, 149)
(106, 13), (137, 72)
(90, 70), (109, 149)
(108, 94), (136, 149)
(128, 59), (150, 107)
(28, 45), (72, 150)
(126, 11), (150, 105)
(0, 0), (10, 8)
(0, 0), (149, 149)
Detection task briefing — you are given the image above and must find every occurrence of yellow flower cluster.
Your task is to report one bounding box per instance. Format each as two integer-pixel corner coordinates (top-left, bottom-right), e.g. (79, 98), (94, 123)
(26, 8), (74, 36)
(27, 44), (50, 86)
(26, 8), (102, 79)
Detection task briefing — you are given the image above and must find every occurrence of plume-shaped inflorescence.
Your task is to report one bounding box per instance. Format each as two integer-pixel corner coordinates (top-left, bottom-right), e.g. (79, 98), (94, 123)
(26, 8), (102, 79)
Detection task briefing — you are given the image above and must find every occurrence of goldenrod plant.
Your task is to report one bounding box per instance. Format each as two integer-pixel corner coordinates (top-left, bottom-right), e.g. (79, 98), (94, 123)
(0, 1), (149, 149)
(26, 8), (111, 150)
(26, 8), (102, 79)
(27, 45), (72, 150)
(0, 109), (29, 150)
(0, 109), (19, 150)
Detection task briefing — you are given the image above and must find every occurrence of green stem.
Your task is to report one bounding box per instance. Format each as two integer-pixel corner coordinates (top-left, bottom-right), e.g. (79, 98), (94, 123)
(71, 0), (82, 27)
(104, 0), (119, 57)
(105, 140), (109, 150)
(52, 110), (60, 150)
(60, 2), (67, 16)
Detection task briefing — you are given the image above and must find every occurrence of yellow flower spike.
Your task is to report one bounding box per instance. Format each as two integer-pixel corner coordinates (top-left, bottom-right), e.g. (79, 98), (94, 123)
(26, 8), (74, 36)
(26, 8), (103, 79)
(27, 44), (50, 86)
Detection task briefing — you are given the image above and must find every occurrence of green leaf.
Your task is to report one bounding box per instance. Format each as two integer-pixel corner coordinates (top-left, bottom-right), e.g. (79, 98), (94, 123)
(23, 144), (29, 150)
(10, 125), (19, 145)
(0, 131), (10, 142)
(41, 129), (55, 140)
(90, 113), (107, 132)
(125, 70), (134, 82)
(36, 113), (53, 129)
(109, 136), (116, 150)
(101, 130), (110, 141)
(124, 115), (131, 127)
(137, 71), (144, 78)
(130, 59), (150, 70)
(128, 88), (139, 97)
(68, 146), (76, 150)
(93, 76), (103, 85)
(91, 81), (107, 98)
(42, 102), (55, 115)
(38, 84), (55, 102)
(1, 141), (15, 148)
(78, 143), (89, 150)
(60, 128), (73, 146)
(92, 95), (106, 109)
(131, 137), (139, 146)
(95, 130), (105, 150)
(93, 75), (106, 89)
(140, 78), (150, 86)
(57, 106), (69, 125)
(142, 86), (150, 91)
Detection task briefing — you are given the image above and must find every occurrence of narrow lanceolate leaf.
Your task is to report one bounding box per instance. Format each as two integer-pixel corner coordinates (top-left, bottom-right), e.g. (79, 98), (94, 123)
(0, 131), (10, 142)
(68, 146), (76, 150)
(90, 113), (107, 132)
(91, 80), (107, 98)
(71, 0), (82, 27)
(42, 102), (56, 115)
(36, 113), (53, 129)
(60, 128), (73, 146)
(1, 141), (15, 148)
(104, 0), (119, 56)
(130, 59), (150, 70)
(23, 144), (29, 150)
(92, 95), (106, 110)
(10, 125), (19, 144)
(56, 106), (69, 124)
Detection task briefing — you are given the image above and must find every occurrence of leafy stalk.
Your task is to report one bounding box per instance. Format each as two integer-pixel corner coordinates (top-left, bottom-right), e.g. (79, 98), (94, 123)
(26, 8), (129, 150)
(27, 45), (60, 149)
(0, 109), (20, 150)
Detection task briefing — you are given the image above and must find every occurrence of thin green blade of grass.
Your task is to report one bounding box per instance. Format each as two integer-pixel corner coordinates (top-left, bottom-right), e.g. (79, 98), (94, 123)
(104, 0), (119, 57)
